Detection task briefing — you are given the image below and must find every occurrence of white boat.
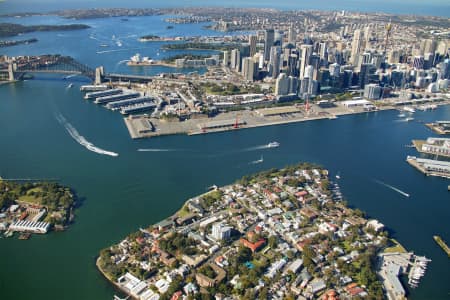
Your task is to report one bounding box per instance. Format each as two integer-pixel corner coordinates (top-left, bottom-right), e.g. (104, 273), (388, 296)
(403, 106), (416, 113)
(405, 117), (414, 122)
(67, 83), (74, 88)
(267, 141), (280, 148)
(398, 113), (406, 118)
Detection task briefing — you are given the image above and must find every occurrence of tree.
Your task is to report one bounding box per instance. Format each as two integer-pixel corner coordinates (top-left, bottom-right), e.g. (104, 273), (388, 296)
(268, 235), (278, 249)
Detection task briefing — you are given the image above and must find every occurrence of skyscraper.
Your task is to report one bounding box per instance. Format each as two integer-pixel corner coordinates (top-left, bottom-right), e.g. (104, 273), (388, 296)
(299, 44), (313, 79)
(249, 35), (257, 57)
(223, 50), (230, 67)
(230, 49), (241, 71)
(269, 46), (281, 78)
(351, 29), (364, 66)
(275, 73), (290, 96)
(264, 29), (275, 61)
(288, 24), (296, 45)
(242, 57), (257, 81)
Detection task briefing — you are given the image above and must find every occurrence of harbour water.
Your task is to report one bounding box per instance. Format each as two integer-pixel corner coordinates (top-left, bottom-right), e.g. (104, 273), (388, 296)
(0, 11), (450, 300)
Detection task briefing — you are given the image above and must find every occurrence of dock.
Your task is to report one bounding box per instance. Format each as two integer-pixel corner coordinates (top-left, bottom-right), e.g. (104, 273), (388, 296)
(406, 156), (450, 179)
(433, 235), (450, 257)
(426, 121), (450, 135)
(412, 137), (450, 158)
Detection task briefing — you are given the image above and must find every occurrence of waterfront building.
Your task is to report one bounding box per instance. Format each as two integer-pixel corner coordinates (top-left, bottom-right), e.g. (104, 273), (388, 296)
(421, 138), (450, 157)
(275, 73), (290, 96)
(364, 84), (382, 100)
(264, 29), (275, 61)
(9, 220), (50, 234)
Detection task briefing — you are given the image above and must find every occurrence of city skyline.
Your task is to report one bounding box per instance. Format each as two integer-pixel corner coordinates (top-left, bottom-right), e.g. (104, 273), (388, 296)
(1, 0), (450, 17)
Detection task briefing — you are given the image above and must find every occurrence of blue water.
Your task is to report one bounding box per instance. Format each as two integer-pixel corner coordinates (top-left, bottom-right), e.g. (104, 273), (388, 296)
(0, 12), (449, 300)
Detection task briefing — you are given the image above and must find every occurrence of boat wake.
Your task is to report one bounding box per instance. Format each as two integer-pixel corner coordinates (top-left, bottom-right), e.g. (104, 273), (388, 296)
(137, 148), (175, 152)
(56, 114), (119, 157)
(117, 60), (130, 65)
(374, 179), (410, 197)
(249, 156), (264, 165)
(243, 145), (271, 152)
(96, 46), (153, 54)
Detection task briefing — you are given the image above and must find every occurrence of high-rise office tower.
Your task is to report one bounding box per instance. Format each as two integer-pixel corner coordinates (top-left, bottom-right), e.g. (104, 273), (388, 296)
(275, 73), (290, 96)
(269, 46), (281, 78)
(230, 49), (241, 71)
(222, 50), (230, 67)
(242, 57), (257, 81)
(413, 55), (425, 70)
(264, 29), (275, 61)
(249, 35), (257, 57)
(299, 44), (313, 79)
(351, 29), (364, 66)
(364, 25), (371, 48)
(288, 24), (295, 45)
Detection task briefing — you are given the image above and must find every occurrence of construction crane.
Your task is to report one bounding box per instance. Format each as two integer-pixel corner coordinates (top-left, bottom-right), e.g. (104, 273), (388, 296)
(234, 112), (242, 129)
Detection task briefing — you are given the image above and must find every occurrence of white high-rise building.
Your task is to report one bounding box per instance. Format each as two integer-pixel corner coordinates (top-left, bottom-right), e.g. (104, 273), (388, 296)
(299, 44), (313, 79)
(230, 49), (241, 71)
(275, 73), (290, 96)
(351, 29), (364, 66)
(212, 223), (232, 241)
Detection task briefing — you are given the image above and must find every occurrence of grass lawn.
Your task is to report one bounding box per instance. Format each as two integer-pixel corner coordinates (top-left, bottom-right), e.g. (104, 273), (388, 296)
(383, 239), (407, 253)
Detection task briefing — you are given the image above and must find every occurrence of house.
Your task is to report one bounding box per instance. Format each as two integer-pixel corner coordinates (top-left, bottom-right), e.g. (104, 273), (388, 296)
(240, 238), (266, 253)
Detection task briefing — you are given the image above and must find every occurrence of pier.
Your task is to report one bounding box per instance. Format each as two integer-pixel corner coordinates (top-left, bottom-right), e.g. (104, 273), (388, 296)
(426, 121), (450, 135)
(406, 156), (450, 179)
(433, 235), (450, 257)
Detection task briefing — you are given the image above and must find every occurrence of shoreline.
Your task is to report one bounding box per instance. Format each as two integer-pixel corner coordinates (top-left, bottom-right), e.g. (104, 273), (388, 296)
(124, 101), (450, 139)
(96, 165), (415, 300)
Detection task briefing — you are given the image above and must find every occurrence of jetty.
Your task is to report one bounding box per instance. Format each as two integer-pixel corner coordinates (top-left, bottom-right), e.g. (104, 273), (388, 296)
(406, 156), (450, 179)
(433, 235), (450, 257)
(426, 121), (450, 135)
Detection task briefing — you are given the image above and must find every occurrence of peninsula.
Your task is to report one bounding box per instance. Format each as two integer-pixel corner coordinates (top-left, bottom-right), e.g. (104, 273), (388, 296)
(0, 23), (90, 38)
(0, 179), (77, 238)
(97, 164), (426, 300)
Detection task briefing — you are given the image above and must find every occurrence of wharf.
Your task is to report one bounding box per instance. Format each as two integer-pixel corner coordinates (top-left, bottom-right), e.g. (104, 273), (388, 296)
(426, 122), (450, 135)
(433, 235), (450, 257)
(123, 104), (395, 139)
(406, 156), (450, 179)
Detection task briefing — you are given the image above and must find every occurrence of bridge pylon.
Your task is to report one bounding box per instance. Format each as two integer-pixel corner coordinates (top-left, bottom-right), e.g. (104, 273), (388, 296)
(95, 66), (105, 85)
(8, 62), (15, 81)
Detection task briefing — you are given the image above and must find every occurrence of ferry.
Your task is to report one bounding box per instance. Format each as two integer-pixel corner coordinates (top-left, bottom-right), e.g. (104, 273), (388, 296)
(267, 141), (280, 148)
(403, 106), (416, 113)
